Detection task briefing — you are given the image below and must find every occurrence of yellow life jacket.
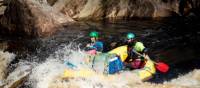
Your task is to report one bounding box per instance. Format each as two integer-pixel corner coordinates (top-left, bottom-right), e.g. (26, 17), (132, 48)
(135, 57), (156, 80)
(108, 45), (128, 62)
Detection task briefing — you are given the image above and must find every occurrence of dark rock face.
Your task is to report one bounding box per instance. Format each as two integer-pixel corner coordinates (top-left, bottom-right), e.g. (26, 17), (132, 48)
(0, 0), (74, 37)
(60, 0), (190, 20)
(0, 0), (6, 15)
(47, 0), (58, 6)
(0, 0), (199, 37)
(49, 0), (200, 21)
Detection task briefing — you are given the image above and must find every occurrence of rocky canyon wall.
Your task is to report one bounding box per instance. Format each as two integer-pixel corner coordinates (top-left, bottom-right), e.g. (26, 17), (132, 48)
(0, 0), (199, 37)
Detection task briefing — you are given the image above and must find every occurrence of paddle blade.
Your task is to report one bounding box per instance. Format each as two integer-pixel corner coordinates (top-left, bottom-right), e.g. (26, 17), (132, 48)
(155, 62), (169, 73)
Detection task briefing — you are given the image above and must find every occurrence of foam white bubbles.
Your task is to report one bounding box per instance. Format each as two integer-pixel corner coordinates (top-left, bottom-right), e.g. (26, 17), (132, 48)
(27, 44), (200, 88)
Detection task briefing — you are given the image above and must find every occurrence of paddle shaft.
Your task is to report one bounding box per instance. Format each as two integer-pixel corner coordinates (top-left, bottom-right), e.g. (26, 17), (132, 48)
(131, 49), (158, 64)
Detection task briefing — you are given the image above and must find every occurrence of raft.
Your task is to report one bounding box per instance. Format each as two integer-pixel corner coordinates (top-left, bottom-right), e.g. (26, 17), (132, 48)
(63, 68), (96, 78)
(133, 57), (156, 80)
(62, 54), (155, 81)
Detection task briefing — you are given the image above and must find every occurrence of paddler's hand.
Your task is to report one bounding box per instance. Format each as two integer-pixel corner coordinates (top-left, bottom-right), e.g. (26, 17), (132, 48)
(138, 54), (147, 60)
(110, 42), (117, 48)
(86, 44), (91, 47)
(144, 54), (148, 58)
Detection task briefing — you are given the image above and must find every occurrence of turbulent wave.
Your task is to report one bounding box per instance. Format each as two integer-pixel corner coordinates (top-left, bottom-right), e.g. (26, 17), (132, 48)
(25, 44), (200, 88)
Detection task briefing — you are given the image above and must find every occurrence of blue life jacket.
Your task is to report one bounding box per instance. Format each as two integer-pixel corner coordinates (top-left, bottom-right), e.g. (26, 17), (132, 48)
(88, 41), (104, 52)
(93, 41), (103, 52)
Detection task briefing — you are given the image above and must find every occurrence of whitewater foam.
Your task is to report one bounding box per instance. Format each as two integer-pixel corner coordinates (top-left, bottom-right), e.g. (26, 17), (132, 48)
(27, 44), (200, 88)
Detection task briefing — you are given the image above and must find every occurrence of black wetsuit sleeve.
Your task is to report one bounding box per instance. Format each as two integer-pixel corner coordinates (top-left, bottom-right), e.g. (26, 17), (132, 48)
(142, 48), (148, 54)
(124, 47), (137, 62)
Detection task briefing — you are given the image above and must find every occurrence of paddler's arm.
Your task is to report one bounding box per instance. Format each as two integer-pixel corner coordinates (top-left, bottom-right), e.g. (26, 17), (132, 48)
(132, 48), (148, 60)
(141, 48), (149, 59)
(85, 43), (97, 51)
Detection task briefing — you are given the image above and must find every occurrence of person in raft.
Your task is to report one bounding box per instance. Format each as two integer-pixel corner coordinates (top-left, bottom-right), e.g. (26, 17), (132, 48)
(108, 32), (148, 69)
(86, 31), (104, 53)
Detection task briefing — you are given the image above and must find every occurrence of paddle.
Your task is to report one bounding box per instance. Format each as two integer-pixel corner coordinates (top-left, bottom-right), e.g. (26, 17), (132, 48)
(132, 49), (169, 73)
(64, 61), (78, 69)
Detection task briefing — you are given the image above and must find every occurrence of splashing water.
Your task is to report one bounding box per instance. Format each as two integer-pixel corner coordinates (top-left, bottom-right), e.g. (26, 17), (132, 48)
(27, 44), (144, 88)
(26, 43), (200, 88)
(25, 43), (200, 88)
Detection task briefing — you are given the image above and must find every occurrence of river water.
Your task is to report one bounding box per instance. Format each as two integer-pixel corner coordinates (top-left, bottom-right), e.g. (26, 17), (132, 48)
(0, 17), (200, 88)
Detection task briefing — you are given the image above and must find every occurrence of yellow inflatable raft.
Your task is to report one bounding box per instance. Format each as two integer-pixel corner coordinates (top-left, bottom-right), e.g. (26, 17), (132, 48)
(62, 58), (155, 81)
(63, 68), (96, 78)
(133, 57), (156, 80)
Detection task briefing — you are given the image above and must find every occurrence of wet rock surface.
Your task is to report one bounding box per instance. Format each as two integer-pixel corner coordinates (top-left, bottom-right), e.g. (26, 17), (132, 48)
(0, 0), (74, 37)
(59, 0), (200, 20)
(0, 51), (15, 84)
(0, 0), (199, 37)
(4, 64), (32, 88)
(0, 51), (32, 88)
